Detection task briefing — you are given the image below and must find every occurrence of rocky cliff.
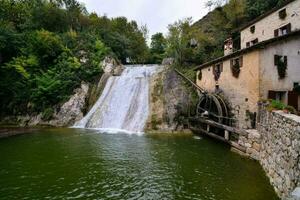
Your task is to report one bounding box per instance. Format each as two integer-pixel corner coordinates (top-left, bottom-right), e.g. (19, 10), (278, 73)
(0, 57), (123, 127)
(146, 65), (193, 132)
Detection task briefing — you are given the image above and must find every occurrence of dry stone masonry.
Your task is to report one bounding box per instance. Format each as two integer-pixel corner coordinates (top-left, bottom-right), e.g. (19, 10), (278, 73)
(238, 104), (300, 199)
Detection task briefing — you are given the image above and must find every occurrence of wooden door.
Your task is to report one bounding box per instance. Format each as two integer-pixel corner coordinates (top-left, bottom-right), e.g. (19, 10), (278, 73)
(288, 91), (298, 110)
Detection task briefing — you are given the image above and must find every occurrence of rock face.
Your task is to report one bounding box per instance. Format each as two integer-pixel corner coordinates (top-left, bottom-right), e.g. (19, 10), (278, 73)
(146, 66), (191, 132)
(102, 56), (124, 76)
(49, 83), (89, 126)
(162, 58), (174, 66)
(0, 57), (122, 128)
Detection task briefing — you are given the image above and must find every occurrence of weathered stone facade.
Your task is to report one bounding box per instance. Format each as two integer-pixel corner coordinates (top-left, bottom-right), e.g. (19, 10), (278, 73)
(196, 34), (300, 129)
(240, 0), (300, 49)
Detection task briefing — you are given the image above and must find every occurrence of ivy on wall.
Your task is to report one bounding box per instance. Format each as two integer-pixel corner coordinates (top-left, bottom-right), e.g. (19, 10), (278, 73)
(274, 55), (287, 79)
(231, 62), (241, 78)
(277, 58), (287, 79)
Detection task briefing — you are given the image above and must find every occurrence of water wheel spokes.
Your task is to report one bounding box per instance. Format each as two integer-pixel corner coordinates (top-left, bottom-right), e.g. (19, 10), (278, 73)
(196, 93), (229, 124)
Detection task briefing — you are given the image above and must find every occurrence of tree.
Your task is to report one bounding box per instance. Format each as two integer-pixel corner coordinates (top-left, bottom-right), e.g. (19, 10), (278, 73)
(150, 33), (166, 64)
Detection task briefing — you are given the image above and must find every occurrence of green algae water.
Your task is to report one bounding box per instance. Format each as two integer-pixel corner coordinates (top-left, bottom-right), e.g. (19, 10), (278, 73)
(0, 128), (279, 200)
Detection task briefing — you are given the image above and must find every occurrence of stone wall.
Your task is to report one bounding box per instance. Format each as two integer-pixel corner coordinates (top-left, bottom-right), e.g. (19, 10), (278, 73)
(257, 105), (300, 199)
(238, 129), (262, 160)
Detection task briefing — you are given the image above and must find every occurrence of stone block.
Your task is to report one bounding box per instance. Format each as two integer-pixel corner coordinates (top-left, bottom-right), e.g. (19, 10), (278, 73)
(245, 143), (252, 148)
(253, 142), (261, 151)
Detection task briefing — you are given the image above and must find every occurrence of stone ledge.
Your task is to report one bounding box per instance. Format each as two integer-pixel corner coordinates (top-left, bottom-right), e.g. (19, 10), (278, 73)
(273, 111), (300, 123)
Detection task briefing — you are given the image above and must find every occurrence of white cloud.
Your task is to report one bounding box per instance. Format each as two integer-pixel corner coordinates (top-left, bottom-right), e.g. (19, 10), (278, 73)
(79, 0), (208, 37)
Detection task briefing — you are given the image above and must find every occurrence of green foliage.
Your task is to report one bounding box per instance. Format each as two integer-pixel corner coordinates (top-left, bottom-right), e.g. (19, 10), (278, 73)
(42, 107), (54, 121)
(149, 33), (166, 64)
(4, 55), (38, 79)
(277, 59), (287, 79)
(266, 100), (297, 114)
(0, 0), (149, 116)
(30, 30), (64, 65)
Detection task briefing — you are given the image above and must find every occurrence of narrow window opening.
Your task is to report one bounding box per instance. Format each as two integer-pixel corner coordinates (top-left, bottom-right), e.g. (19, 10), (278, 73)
(250, 25), (255, 33)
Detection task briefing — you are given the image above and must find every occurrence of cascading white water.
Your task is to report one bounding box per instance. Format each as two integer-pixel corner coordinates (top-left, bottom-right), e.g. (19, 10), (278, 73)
(73, 65), (159, 134)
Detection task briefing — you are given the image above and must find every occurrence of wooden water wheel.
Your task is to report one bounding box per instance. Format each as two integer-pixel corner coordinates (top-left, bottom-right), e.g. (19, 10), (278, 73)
(196, 93), (230, 125)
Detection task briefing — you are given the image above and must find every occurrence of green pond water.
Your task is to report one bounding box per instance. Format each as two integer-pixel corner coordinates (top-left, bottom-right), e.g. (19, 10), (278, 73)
(0, 128), (279, 200)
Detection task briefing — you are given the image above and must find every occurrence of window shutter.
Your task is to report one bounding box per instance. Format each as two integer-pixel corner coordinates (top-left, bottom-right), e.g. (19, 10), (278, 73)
(288, 91), (298, 111)
(287, 23), (292, 34)
(284, 56), (288, 66)
(274, 55), (279, 65)
(274, 29), (279, 37)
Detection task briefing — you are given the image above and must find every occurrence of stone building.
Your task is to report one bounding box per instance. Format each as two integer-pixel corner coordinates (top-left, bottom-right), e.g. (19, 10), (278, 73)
(194, 0), (300, 129)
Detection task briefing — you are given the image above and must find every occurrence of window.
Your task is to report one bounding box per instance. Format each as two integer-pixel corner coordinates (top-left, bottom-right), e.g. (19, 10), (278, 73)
(213, 63), (223, 81)
(268, 91), (287, 103)
(276, 91), (287, 102)
(246, 42), (250, 48)
(274, 55), (287, 66)
(250, 25), (255, 33)
(279, 9), (287, 19)
(230, 56), (243, 68)
(215, 63), (223, 72)
(230, 56), (243, 78)
(274, 23), (291, 37)
(246, 39), (258, 48)
(274, 55), (288, 79)
(251, 38), (258, 46)
(294, 82), (299, 88)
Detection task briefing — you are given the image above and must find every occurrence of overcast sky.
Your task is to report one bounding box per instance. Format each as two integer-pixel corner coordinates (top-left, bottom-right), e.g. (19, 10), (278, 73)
(79, 0), (209, 38)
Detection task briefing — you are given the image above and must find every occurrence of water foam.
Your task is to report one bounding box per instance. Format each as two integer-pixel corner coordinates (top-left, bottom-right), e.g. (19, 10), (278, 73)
(73, 65), (159, 134)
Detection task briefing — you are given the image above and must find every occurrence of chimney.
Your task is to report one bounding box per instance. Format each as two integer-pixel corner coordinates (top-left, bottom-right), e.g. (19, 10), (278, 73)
(224, 38), (233, 56)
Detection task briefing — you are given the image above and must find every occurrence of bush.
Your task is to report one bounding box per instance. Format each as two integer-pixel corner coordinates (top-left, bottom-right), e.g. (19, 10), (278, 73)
(266, 100), (298, 114)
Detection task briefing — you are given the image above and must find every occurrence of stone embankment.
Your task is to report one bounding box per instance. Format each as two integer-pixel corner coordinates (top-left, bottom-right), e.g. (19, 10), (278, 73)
(237, 103), (300, 199)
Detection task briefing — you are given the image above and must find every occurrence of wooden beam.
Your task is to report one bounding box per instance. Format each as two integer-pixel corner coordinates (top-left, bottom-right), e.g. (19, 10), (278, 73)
(225, 130), (229, 141)
(174, 68), (206, 94)
(189, 117), (248, 137)
(190, 127), (246, 152)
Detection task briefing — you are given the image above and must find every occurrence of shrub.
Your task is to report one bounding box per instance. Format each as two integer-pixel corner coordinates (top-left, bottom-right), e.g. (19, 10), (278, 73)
(266, 99), (298, 114)
(42, 107), (54, 121)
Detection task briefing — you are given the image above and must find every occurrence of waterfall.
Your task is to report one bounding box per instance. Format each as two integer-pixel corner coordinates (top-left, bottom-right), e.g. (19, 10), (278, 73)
(73, 65), (159, 134)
